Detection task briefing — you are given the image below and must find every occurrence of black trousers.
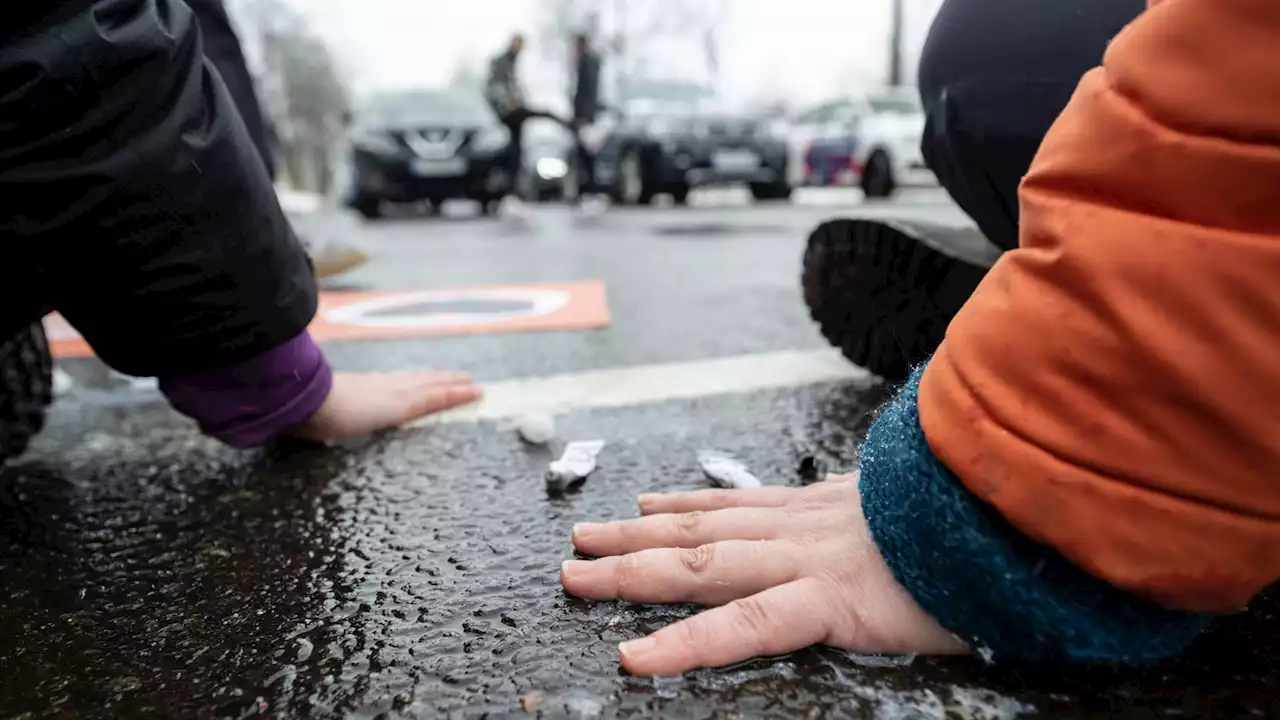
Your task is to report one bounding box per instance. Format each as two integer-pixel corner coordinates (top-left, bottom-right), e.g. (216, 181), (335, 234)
(918, 0), (1145, 252)
(499, 108), (559, 184)
(571, 122), (603, 197)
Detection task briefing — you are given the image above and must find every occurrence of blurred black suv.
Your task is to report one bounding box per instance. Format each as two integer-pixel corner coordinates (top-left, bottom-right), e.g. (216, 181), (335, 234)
(344, 90), (513, 219)
(595, 108), (791, 206)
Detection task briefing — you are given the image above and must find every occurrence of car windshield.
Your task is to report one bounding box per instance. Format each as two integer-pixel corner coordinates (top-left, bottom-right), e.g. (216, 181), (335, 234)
(628, 98), (701, 118)
(619, 79), (715, 106)
(358, 90), (493, 128)
(704, 115), (759, 135)
(868, 95), (922, 115)
(626, 99), (699, 134)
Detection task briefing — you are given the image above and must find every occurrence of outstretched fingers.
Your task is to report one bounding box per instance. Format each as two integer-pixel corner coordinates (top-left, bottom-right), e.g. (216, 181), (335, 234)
(397, 373), (482, 420)
(572, 506), (792, 556)
(561, 539), (801, 605)
(636, 487), (799, 515)
(616, 579), (832, 676)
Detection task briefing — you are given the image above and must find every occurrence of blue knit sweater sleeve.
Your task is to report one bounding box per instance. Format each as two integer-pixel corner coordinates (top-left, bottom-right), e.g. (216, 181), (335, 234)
(857, 364), (1211, 664)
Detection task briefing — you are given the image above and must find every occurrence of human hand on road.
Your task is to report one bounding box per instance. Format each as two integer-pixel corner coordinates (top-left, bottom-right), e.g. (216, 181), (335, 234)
(560, 474), (967, 676)
(290, 371), (481, 442)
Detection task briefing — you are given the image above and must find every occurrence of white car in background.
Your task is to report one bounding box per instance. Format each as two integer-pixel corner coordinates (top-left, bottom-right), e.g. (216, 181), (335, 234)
(786, 88), (936, 198)
(785, 99), (851, 188)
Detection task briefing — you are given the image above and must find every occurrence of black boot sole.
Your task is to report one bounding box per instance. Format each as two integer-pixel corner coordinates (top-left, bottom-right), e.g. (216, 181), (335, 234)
(801, 218), (995, 383)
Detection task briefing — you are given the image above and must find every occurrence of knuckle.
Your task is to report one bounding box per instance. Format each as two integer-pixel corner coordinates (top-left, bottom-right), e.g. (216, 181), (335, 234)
(679, 544), (716, 576)
(674, 615), (709, 649)
(787, 512), (834, 547)
(730, 596), (776, 637)
(672, 510), (706, 539)
(811, 571), (876, 646)
(614, 554), (644, 594)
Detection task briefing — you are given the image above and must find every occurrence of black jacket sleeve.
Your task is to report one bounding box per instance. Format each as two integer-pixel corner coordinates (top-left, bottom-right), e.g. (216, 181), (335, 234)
(184, 0), (277, 179)
(0, 0), (317, 378)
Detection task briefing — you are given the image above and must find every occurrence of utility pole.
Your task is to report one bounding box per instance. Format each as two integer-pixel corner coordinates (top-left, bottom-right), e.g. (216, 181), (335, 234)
(888, 0), (904, 86)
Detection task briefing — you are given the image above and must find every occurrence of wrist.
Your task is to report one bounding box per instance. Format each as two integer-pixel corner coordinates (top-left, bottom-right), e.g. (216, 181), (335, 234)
(858, 364), (1210, 664)
(159, 331), (333, 448)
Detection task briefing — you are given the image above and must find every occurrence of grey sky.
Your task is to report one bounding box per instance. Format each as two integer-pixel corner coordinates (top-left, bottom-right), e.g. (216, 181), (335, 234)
(280, 0), (943, 109)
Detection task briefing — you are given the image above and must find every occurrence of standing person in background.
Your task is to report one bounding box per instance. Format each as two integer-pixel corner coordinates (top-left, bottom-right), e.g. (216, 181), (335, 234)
(187, 0), (370, 280)
(568, 33), (606, 213)
(485, 34), (533, 195)
(485, 34), (562, 211)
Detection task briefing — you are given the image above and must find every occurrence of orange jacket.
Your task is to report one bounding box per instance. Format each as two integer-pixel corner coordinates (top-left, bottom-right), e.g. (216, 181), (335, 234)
(918, 0), (1280, 613)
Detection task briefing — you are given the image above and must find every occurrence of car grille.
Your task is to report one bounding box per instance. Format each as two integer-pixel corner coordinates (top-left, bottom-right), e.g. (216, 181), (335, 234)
(704, 119), (756, 141)
(393, 127), (474, 156)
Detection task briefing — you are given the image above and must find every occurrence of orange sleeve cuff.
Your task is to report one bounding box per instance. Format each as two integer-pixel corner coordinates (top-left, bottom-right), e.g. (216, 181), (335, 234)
(918, 0), (1280, 613)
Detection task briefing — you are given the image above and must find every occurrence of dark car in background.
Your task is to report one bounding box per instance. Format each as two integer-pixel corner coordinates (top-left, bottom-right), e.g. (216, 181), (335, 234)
(344, 89), (513, 219)
(594, 101), (792, 206)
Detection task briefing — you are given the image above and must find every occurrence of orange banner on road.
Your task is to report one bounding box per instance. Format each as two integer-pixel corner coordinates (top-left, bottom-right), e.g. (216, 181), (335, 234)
(46, 280), (612, 359)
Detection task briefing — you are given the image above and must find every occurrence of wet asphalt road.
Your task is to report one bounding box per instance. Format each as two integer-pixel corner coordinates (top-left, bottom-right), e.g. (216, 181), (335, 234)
(2, 189), (1278, 719)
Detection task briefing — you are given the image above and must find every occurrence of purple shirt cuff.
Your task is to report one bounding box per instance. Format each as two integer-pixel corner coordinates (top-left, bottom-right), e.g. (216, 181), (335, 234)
(158, 331), (333, 448)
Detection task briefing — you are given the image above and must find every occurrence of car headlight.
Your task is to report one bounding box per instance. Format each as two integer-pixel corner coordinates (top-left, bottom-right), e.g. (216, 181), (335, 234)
(536, 157), (568, 179)
(351, 129), (400, 156)
(472, 125), (511, 153)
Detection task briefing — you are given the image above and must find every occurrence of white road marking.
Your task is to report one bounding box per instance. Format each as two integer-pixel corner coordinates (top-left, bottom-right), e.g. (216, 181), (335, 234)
(321, 287), (570, 329)
(409, 348), (876, 426)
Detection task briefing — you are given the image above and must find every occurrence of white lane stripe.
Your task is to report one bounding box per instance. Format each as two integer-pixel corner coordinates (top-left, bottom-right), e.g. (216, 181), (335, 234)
(409, 348), (876, 426)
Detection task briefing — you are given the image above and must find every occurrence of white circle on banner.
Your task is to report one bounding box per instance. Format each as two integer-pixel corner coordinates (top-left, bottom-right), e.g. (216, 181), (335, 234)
(322, 288), (571, 329)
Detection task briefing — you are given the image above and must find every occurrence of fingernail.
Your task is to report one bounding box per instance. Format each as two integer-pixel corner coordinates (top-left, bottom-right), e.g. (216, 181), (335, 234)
(560, 559), (590, 577)
(572, 522), (602, 537)
(619, 637), (657, 658)
(637, 493), (660, 507)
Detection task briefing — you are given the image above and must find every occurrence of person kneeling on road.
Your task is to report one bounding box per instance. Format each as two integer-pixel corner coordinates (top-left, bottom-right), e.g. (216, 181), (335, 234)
(561, 0), (1280, 676)
(0, 0), (481, 464)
